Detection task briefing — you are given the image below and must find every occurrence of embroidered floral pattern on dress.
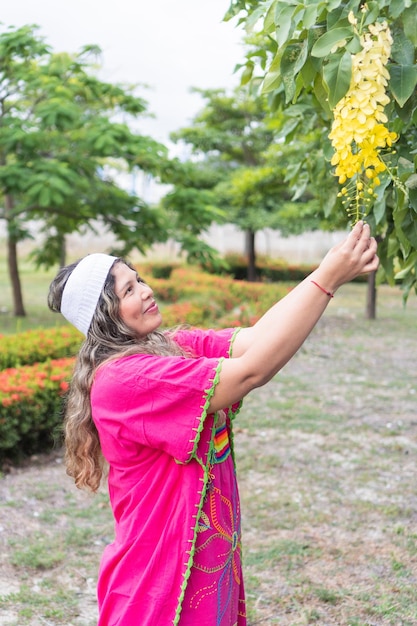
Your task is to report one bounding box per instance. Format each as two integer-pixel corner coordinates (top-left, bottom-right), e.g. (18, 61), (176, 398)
(186, 460), (244, 625)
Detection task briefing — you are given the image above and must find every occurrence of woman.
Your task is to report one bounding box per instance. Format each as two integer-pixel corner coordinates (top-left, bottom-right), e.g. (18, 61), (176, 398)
(48, 221), (378, 626)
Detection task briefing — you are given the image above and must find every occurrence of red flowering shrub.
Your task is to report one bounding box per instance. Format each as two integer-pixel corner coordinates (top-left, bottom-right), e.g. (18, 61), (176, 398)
(152, 279), (181, 303)
(158, 270), (289, 329)
(0, 358), (74, 461)
(0, 326), (82, 370)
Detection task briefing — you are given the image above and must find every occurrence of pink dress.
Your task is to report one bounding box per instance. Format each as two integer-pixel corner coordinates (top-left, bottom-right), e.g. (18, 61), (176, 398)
(90, 328), (246, 626)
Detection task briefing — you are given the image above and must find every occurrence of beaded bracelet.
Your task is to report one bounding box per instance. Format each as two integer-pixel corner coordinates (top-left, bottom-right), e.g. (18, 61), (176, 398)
(311, 280), (334, 298)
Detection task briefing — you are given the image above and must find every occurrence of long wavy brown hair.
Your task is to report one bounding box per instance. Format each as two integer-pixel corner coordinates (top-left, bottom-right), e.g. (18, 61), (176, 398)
(48, 258), (186, 492)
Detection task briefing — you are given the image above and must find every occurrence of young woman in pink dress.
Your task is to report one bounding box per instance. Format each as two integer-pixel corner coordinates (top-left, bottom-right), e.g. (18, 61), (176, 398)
(48, 221), (378, 626)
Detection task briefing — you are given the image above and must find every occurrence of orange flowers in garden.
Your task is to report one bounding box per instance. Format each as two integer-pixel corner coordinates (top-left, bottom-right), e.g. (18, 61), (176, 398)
(329, 11), (397, 224)
(0, 326), (82, 370)
(0, 358), (74, 459)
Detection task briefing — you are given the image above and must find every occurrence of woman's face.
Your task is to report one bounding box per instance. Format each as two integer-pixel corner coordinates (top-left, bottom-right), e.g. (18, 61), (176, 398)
(112, 262), (162, 336)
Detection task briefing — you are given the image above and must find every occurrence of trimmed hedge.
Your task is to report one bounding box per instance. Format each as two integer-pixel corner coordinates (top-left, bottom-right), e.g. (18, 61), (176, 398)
(154, 269), (290, 328)
(0, 326), (82, 370)
(0, 358), (74, 461)
(220, 253), (316, 282)
(203, 253), (369, 284)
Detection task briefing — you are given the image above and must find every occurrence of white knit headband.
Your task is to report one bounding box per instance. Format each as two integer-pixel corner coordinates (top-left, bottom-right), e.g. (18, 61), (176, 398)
(61, 253), (118, 335)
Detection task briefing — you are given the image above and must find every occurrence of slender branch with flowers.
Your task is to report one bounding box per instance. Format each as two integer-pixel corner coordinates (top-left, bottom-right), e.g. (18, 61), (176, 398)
(329, 10), (398, 225)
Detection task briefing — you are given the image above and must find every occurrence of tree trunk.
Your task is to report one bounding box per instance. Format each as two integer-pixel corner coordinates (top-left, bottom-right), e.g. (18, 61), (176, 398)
(366, 271), (377, 320)
(60, 236), (66, 267)
(7, 235), (26, 317)
(4, 195), (26, 317)
(245, 229), (257, 282)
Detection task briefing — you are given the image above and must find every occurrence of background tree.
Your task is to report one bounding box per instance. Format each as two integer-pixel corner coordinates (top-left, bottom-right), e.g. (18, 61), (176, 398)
(159, 157), (228, 268)
(0, 25), (169, 316)
(225, 0), (417, 302)
(169, 87), (322, 280)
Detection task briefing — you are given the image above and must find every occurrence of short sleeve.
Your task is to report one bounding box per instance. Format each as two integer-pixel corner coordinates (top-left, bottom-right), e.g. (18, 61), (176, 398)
(91, 352), (224, 465)
(172, 327), (240, 359)
(174, 327), (242, 419)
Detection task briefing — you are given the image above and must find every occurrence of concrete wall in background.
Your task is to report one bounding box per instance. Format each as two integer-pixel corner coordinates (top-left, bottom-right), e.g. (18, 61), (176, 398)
(0, 221), (346, 265)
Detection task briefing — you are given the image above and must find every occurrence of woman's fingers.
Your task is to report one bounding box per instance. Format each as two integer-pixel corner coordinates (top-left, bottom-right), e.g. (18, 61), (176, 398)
(350, 222), (378, 259)
(349, 220), (367, 245)
(361, 253), (380, 274)
(358, 234), (379, 273)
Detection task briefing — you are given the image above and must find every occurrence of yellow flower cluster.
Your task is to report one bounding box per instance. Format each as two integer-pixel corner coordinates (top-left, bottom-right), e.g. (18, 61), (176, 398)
(329, 14), (397, 223)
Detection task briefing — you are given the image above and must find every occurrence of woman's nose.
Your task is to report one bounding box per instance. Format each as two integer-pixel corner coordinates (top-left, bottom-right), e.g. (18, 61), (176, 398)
(140, 283), (153, 299)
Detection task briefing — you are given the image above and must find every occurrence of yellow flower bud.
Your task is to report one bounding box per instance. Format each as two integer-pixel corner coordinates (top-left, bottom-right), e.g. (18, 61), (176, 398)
(348, 11), (357, 25)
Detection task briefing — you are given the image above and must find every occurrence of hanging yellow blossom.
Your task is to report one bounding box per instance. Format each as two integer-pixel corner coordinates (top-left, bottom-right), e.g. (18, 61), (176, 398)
(329, 12), (397, 224)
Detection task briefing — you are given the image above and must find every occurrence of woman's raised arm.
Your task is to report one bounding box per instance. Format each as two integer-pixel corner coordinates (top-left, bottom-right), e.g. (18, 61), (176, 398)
(208, 221), (379, 413)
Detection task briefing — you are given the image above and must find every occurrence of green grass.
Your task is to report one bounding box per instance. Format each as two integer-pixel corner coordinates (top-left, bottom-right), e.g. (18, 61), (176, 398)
(9, 534), (66, 570)
(0, 470), (113, 625)
(0, 255), (66, 333)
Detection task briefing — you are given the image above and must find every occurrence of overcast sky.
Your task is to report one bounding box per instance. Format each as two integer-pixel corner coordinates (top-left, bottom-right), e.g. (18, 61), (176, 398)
(1, 0), (244, 145)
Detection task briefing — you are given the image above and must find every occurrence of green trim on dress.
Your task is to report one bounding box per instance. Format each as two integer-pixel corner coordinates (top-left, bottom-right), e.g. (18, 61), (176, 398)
(173, 357), (224, 625)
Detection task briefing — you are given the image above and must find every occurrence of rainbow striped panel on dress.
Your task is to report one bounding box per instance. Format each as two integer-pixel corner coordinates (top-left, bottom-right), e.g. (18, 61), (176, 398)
(213, 422), (231, 463)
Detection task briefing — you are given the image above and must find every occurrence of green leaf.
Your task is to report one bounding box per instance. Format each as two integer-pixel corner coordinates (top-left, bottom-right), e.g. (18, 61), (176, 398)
(327, 0), (345, 11)
(389, 0), (412, 20)
(405, 173), (417, 190)
(281, 41), (308, 103)
(393, 203), (412, 257)
(264, 0), (278, 33)
(275, 5), (296, 48)
(402, 210), (417, 248)
(303, 4), (319, 29)
(362, 1), (382, 27)
(240, 62), (254, 86)
(276, 117), (301, 141)
(26, 181), (45, 200)
(391, 31), (415, 65)
(261, 50), (283, 94)
(403, 5), (417, 46)
(245, 3), (270, 33)
(308, 24), (327, 50)
(311, 27), (353, 58)
(313, 74), (332, 115)
(397, 157), (415, 178)
(409, 188), (417, 212)
(371, 176), (391, 225)
(345, 34), (362, 54)
(389, 64), (417, 107)
(39, 186), (51, 207)
(394, 251), (417, 280)
(49, 175), (73, 196)
(300, 56), (320, 87)
(323, 51), (352, 108)
(50, 190), (64, 205)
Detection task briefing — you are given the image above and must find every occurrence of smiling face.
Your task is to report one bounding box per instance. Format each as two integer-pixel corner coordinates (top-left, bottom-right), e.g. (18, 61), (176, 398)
(112, 262), (162, 337)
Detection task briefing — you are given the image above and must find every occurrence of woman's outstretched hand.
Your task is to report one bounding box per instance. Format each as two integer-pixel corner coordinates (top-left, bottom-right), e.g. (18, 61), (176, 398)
(314, 221), (379, 294)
